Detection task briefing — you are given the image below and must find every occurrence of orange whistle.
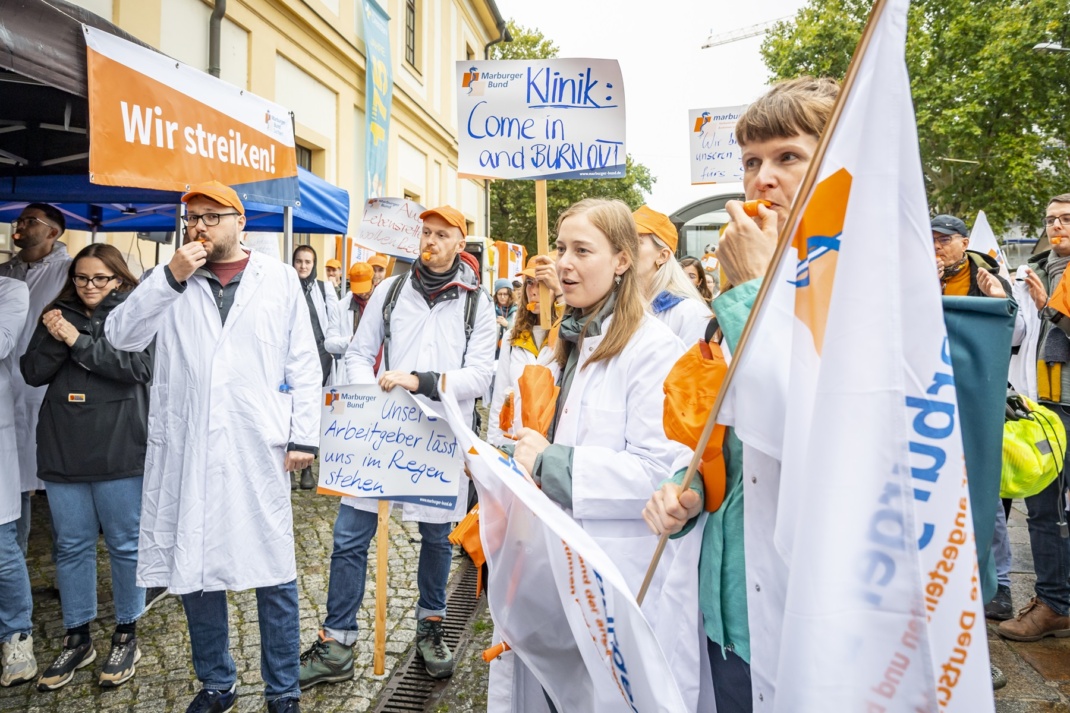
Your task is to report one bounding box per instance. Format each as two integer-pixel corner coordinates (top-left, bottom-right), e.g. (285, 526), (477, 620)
(743, 199), (772, 217)
(527, 301), (537, 312)
(482, 641), (511, 662)
(421, 251), (432, 262)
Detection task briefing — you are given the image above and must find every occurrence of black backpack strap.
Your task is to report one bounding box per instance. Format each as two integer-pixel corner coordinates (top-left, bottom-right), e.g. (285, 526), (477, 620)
(380, 276), (406, 372)
(460, 287), (485, 365)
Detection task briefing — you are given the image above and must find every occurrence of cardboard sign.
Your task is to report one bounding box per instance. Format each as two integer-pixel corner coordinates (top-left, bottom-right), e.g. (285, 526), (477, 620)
(353, 197), (426, 260)
(689, 105), (747, 184)
(84, 26), (298, 205)
(318, 385), (461, 510)
(456, 59), (626, 181)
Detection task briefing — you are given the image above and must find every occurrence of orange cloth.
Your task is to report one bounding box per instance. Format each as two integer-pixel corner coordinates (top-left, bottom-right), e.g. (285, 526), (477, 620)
(941, 263), (971, 296)
(1050, 264), (1070, 319)
(448, 505), (485, 597)
(498, 390), (515, 438)
(517, 364), (559, 438)
(662, 340), (728, 512)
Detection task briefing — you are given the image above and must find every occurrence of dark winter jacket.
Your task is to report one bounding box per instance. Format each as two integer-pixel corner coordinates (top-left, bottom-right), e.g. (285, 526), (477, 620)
(20, 290), (153, 483)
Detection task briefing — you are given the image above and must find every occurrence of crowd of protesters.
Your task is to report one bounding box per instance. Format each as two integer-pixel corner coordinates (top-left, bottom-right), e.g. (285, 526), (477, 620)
(0, 75), (1066, 713)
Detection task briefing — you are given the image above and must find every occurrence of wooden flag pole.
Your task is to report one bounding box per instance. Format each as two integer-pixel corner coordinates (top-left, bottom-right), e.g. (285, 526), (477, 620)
(535, 180), (552, 329)
(373, 499), (390, 675)
(635, 0), (892, 606)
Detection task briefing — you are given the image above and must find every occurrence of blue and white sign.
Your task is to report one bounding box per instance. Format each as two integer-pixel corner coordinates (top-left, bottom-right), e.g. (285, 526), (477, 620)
(688, 105), (747, 184)
(318, 385), (461, 510)
(456, 59), (626, 181)
(363, 0), (393, 200)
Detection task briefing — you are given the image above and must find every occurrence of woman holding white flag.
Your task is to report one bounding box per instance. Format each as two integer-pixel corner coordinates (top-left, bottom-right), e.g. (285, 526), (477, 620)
(509, 198), (704, 711)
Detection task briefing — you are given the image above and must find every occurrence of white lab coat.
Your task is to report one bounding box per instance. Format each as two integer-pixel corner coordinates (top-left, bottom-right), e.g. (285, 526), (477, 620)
(343, 274), (496, 523)
(654, 295), (711, 347)
(304, 279), (339, 385)
(324, 292), (367, 385)
(485, 326), (551, 447)
(0, 278), (29, 526)
(491, 314), (705, 712)
(0, 243), (72, 493)
(104, 252), (321, 594)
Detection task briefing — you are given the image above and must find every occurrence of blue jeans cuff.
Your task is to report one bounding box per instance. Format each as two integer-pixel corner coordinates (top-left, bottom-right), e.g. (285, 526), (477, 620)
(416, 604), (447, 620)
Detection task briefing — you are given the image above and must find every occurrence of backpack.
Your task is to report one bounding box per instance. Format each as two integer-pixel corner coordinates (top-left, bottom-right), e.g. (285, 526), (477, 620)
(380, 275), (482, 372)
(1001, 393), (1066, 499)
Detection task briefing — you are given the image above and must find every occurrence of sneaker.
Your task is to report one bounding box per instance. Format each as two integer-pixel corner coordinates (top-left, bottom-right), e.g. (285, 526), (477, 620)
(98, 631), (141, 688)
(298, 631), (353, 688)
(985, 584), (1013, 621)
(186, 684), (237, 713)
(997, 597), (1070, 642)
(144, 587), (170, 614)
(415, 617), (454, 679)
(267, 697), (300, 713)
(36, 633), (95, 691)
(0, 633), (37, 687)
(300, 467), (315, 490)
(991, 663), (1007, 690)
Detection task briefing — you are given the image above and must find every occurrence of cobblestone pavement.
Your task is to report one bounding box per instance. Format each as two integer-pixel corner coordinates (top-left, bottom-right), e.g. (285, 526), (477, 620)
(0, 479), (470, 713)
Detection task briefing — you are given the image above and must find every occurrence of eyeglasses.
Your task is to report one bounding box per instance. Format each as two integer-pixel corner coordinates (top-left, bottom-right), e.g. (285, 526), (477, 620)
(182, 212), (241, 227)
(933, 234), (961, 245)
(72, 275), (117, 288)
(1044, 214), (1070, 228)
(11, 216), (55, 231)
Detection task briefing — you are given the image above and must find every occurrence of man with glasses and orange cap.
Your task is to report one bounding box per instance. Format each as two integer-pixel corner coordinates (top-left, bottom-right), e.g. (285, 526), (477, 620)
(323, 261), (375, 386)
(299, 205), (495, 686)
(105, 181), (320, 713)
(0, 203), (71, 556)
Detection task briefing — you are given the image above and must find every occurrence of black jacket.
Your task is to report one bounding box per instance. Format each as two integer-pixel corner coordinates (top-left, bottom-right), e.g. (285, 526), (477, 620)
(20, 291), (153, 483)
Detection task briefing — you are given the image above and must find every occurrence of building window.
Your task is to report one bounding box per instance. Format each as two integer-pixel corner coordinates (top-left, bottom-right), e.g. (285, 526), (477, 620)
(404, 189), (420, 204)
(296, 145), (313, 171)
(466, 44), (475, 61)
(405, 0), (417, 68)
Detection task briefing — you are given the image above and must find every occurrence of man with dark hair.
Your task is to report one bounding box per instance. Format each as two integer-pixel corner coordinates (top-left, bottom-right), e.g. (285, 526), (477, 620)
(0, 203), (72, 553)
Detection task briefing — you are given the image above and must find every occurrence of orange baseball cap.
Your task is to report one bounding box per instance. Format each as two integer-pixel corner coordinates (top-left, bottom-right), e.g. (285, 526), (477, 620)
(181, 180), (245, 215)
(325, 258), (342, 269)
(367, 254), (390, 270)
(419, 206), (467, 238)
(632, 205), (678, 253)
(348, 262), (373, 294)
(517, 255), (548, 278)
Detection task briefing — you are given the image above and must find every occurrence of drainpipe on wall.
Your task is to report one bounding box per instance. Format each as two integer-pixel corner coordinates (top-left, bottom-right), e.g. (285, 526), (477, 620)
(482, 13), (512, 239)
(208, 0), (227, 78)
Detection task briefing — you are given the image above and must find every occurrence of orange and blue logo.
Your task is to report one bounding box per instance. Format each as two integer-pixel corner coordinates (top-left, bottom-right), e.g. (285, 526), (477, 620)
(325, 389), (340, 408)
(790, 168), (853, 355)
(693, 111), (711, 133)
(462, 67), (480, 94)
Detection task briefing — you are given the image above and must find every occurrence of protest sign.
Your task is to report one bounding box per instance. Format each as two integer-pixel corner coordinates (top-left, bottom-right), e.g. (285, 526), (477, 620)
(318, 384), (461, 510)
(495, 240), (526, 279)
(456, 59), (626, 180)
(688, 105), (746, 184)
(83, 26), (298, 205)
(353, 197), (425, 260)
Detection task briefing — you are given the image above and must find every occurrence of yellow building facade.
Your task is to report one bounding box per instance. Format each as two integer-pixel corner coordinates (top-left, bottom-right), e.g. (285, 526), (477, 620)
(7, 0), (505, 274)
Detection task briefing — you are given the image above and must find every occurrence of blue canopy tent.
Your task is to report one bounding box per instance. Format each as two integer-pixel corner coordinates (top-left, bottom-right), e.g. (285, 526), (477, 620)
(0, 167), (349, 234)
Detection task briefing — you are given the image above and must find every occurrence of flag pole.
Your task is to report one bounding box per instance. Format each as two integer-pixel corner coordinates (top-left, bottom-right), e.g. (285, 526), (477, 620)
(535, 180), (553, 328)
(636, 0), (893, 605)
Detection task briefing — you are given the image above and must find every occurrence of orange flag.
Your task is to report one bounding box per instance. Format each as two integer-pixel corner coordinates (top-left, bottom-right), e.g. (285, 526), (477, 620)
(1050, 263), (1070, 319)
(499, 390), (515, 438)
(518, 364), (559, 437)
(662, 339), (728, 512)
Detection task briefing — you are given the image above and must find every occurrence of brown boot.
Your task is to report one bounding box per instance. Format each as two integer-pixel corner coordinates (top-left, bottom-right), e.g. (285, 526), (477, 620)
(997, 597), (1070, 642)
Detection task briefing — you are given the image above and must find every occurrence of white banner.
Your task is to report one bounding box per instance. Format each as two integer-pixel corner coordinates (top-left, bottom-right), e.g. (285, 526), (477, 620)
(456, 59), (626, 180)
(688, 105), (747, 184)
(968, 210), (1010, 280)
(318, 384), (461, 510)
(353, 197), (425, 260)
(436, 387), (688, 712)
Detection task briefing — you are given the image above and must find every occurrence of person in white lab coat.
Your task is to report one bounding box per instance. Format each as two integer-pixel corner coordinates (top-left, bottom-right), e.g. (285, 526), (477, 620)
(632, 205), (711, 346)
(323, 261), (374, 386)
(104, 181), (320, 713)
(0, 203), (72, 554)
(0, 278), (34, 687)
(299, 205), (496, 687)
(508, 198), (704, 712)
(486, 255), (561, 447)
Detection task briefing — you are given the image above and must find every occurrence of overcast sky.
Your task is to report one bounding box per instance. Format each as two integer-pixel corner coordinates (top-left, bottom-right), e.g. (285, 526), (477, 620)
(491, 0), (807, 215)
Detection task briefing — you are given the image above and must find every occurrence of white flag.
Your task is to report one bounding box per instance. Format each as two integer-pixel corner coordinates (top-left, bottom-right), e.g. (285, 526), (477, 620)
(436, 388), (689, 713)
(969, 210), (1010, 280)
(725, 0), (994, 710)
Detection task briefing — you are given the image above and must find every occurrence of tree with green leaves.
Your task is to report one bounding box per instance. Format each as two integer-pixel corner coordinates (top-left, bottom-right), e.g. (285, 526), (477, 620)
(762, 0), (1070, 234)
(487, 22), (655, 253)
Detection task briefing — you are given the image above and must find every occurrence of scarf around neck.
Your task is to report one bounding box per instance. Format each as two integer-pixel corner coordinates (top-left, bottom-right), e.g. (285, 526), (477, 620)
(411, 255), (461, 304)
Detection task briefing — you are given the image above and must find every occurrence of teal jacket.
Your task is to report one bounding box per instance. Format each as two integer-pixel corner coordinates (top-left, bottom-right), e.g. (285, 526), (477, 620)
(670, 279), (759, 663)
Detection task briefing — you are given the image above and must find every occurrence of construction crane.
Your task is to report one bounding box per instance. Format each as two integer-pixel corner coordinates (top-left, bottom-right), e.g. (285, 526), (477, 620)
(701, 16), (792, 49)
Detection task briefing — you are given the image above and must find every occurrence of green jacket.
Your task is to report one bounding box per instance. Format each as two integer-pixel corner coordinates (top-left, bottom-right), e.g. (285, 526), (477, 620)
(669, 279), (759, 663)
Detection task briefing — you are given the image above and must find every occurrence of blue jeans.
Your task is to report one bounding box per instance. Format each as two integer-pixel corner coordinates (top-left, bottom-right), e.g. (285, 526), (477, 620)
(1028, 404), (1070, 615)
(0, 521), (32, 641)
(181, 581), (300, 702)
(46, 477), (145, 629)
(323, 504), (451, 644)
(15, 492), (29, 557)
(991, 499), (1012, 590)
